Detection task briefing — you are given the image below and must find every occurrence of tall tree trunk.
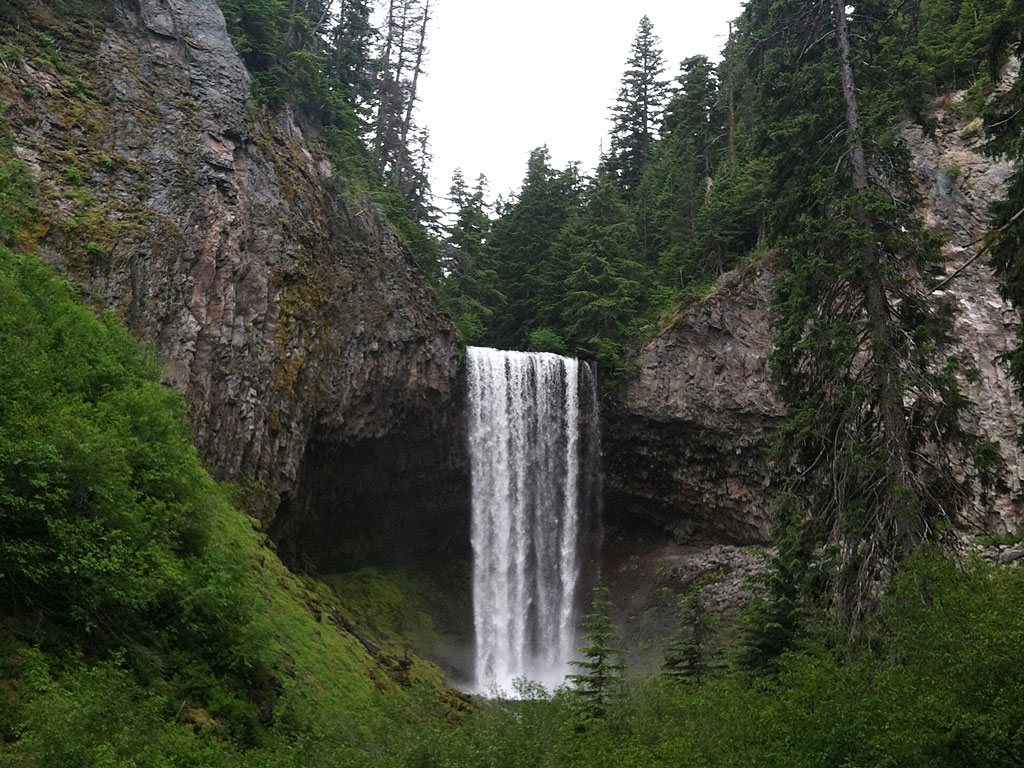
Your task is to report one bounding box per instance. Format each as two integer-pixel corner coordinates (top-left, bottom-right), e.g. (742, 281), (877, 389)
(374, 0), (396, 161)
(381, 0), (412, 179)
(398, 0), (430, 188)
(831, 0), (914, 622)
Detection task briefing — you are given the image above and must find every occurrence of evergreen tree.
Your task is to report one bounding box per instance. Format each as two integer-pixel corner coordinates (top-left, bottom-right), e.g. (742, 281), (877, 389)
(663, 576), (720, 684)
(738, 490), (814, 673)
(439, 172), (503, 342)
(606, 16), (669, 196)
(326, 0), (377, 144)
(689, 154), (767, 278)
(638, 55), (722, 271)
(568, 582), (626, 721)
(484, 148), (582, 348)
(219, 0), (363, 130)
(375, 0), (433, 211)
(555, 176), (651, 377)
(636, 129), (702, 278)
(663, 55), (724, 178)
(734, 0), (1002, 640)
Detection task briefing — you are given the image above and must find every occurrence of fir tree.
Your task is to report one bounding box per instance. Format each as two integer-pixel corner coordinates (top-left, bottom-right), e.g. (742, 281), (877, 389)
(738, 490), (814, 674)
(663, 576), (720, 685)
(375, 0), (432, 208)
(663, 55), (724, 178)
(637, 129), (702, 278)
(439, 171), (503, 342)
(690, 155), (767, 278)
(734, 0), (1002, 642)
(484, 148), (582, 348)
(638, 55), (722, 270)
(555, 176), (651, 377)
(328, 0), (377, 128)
(568, 581), (626, 721)
(606, 16), (669, 197)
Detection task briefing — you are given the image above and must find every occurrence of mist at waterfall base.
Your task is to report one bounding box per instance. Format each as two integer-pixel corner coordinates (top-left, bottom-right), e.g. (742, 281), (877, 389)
(466, 347), (601, 697)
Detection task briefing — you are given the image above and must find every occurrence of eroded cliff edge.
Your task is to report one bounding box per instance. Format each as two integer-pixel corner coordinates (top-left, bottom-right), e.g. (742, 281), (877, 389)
(606, 85), (1024, 547)
(0, 0), (466, 568)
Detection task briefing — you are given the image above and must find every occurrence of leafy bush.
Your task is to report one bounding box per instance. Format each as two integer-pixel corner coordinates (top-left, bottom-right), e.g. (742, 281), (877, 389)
(0, 249), (214, 628)
(528, 328), (569, 355)
(0, 249), (447, 764)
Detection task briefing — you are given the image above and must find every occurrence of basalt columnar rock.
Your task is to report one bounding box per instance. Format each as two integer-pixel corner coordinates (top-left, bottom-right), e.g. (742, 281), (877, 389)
(0, 0), (466, 567)
(606, 84), (1024, 546)
(604, 264), (782, 545)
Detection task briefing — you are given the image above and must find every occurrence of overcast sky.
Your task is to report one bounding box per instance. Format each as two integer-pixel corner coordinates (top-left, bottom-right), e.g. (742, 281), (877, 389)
(414, 0), (748, 207)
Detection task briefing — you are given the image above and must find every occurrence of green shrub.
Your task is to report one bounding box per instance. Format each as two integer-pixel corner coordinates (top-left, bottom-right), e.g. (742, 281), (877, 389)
(528, 327), (569, 355)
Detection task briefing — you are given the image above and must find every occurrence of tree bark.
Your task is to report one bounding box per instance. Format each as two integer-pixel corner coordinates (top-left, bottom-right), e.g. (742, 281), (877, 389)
(398, 0), (430, 189)
(374, 0), (398, 166)
(831, 0), (915, 618)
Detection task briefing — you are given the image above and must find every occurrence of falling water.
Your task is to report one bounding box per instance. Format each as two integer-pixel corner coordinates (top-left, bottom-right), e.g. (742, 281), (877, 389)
(467, 347), (597, 694)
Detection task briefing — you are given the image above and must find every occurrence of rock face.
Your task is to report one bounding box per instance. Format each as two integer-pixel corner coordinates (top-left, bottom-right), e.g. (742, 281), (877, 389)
(897, 72), (1023, 534)
(607, 85), (1024, 545)
(0, 0), (466, 566)
(605, 265), (783, 544)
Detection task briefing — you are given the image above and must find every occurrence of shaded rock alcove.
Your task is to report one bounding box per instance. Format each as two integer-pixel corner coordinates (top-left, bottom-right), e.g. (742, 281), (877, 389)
(270, 410), (471, 575)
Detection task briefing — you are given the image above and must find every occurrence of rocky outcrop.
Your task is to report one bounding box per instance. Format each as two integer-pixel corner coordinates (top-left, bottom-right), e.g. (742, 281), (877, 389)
(605, 264), (782, 544)
(0, 0), (465, 564)
(607, 83), (1024, 545)
(603, 518), (768, 674)
(898, 71), (1022, 534)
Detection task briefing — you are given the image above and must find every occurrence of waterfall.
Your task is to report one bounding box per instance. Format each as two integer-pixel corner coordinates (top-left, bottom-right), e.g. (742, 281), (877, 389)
(466, 347), (597, 694)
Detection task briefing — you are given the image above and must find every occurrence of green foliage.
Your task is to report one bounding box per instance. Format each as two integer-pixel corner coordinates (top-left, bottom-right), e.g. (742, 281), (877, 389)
(662, 575), (720, 684)
(528, 328), (569, 355)
(908, 0), (1005, 99)
(438, 171), (504, 341)
(397, 553), (1024, 768)
(0, 250), (448, 765)
(324, 563), (471, 661)
(567, 582), (626, 723)
(0, 156), (35, 249)
(689, 156), (767, 279)
(0, 249), (211, 627)
(983, 1), (1024, 428)
(738, 490), (816, 674)
(0, 118), (38, 249)
(725, 0), (999, 635)
(214, 0), (443, 280)
(217, 0), (374, 143)
(482, 148), (583, 349)
(10, 656), (233, 768)
(556, 177), (655, 380)
(605, 16), (668, 196)
(371, 184), (444, 285)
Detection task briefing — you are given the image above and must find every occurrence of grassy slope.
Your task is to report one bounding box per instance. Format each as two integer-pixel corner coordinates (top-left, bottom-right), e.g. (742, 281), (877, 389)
(0, 247), (453, 767)
(0, 5), (463, 762)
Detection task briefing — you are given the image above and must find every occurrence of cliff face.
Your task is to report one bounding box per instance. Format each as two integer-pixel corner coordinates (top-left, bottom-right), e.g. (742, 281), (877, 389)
(0, 0), (465, 564)
(604, 265), (782, 544)
(607, 86), (1023, 545)
(898, 77), (1022, 534)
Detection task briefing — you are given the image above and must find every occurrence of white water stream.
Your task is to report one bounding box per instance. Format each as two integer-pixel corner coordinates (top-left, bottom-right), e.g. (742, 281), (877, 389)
(466, 347), (596, 694)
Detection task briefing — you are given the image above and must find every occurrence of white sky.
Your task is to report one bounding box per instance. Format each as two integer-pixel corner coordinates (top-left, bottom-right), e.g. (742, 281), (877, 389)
(415, 1), (748, 206)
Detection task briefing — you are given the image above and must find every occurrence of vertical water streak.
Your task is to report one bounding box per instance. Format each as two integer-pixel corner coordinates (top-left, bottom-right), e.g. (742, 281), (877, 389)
(467, 347), (594, 694)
